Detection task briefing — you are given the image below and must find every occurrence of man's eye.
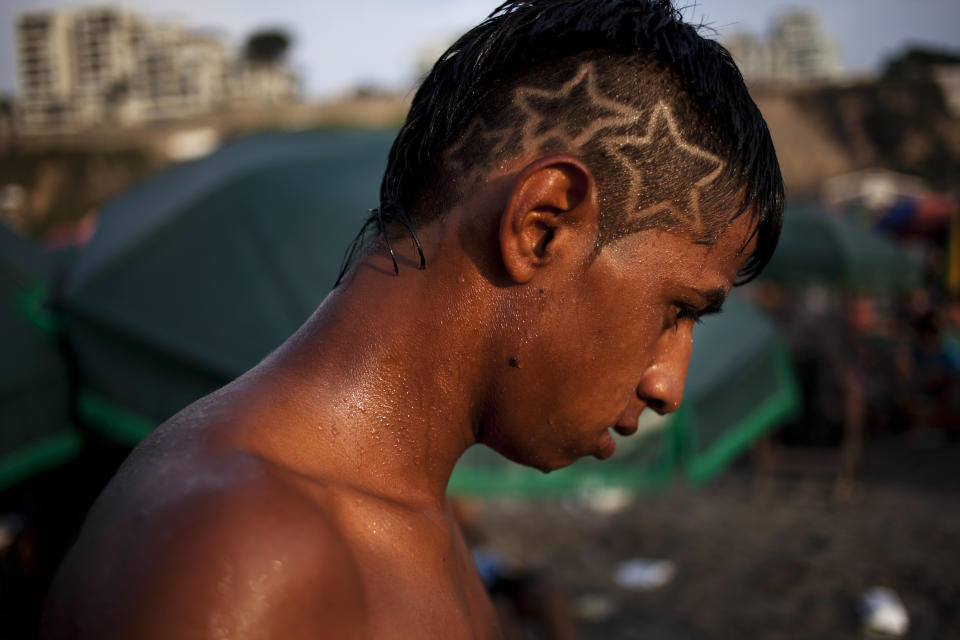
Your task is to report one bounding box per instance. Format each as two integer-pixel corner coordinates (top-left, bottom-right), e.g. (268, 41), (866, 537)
(672, 304), (703, 330)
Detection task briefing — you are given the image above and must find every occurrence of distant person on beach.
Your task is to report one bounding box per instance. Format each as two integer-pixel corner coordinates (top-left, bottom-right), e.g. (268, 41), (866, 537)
(42, 1), (783, 638)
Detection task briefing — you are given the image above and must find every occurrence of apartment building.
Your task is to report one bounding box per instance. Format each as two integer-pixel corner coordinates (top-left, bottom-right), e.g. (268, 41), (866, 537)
(16, 11), (76, 131)
(722, 32), (780, 86)
(71, 8), (140, 126)
(14, 6), (292, 133)
(723, 10), (843, 87)
(228, 62), (297, 105)
(129, 25), (227, 121)
(775, 12), (843, 84)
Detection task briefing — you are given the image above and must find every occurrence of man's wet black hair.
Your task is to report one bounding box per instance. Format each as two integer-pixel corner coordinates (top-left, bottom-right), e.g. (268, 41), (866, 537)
(338, 0), (783, 285)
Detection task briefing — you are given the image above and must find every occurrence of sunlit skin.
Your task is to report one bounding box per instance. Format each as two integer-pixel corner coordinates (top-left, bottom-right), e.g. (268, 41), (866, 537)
(41, 155), (757, 640)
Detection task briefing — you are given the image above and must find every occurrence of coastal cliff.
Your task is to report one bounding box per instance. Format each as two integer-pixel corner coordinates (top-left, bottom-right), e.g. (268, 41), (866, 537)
(756, 62), (960, 195)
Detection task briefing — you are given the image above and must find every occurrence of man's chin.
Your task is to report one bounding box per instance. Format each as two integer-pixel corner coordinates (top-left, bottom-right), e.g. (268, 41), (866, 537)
(488, 443), (578, 474)
(534, 459), (574, 474)
(532, 449), (589, 474)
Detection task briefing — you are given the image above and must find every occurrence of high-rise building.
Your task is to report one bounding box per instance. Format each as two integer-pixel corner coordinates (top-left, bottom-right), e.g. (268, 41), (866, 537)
(71, 8), (140, 126)
(16, 11), (76, 131)
(722, 32), (779, 86)
(13, 6), (294, 133)
(129, 24), (227, 121)
(722, 10), (843, 87)
(228, 61), (297, 106)
(774, 11), (842, 84)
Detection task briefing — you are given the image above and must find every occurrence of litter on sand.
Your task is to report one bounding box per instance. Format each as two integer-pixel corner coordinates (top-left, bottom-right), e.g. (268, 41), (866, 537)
(613, 558), (676, 590)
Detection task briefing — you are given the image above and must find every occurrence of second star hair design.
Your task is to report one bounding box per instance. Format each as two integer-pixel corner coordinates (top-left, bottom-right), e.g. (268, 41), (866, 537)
(602, 101), (725, 234)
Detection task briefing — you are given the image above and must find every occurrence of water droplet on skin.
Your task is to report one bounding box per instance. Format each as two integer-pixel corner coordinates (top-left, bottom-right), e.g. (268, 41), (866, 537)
(248, 575), (268, 594)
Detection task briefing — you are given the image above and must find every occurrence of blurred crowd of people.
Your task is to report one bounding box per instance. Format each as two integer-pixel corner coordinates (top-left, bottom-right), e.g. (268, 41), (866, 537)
(750, 281), (960, 447)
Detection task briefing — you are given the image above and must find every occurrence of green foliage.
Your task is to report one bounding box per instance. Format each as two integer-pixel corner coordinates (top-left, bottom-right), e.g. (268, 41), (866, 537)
(243, 30), (292, 65)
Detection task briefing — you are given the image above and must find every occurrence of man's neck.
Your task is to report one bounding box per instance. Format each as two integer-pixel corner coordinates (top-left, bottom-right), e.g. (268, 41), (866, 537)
(232, 230), (493, 509)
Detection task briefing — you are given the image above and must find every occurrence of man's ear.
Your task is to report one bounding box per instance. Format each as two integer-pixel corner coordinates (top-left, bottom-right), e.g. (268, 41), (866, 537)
(499, 155), (599, 284)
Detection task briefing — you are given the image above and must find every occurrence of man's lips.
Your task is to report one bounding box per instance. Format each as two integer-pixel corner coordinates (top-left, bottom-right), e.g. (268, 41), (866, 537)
(597, 430), (617, 460)
(597, 420), (639, 461)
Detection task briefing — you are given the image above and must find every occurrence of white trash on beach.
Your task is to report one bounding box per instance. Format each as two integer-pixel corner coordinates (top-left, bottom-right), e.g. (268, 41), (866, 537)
(859, 586), (909, 636)
(582, 487), (634, 515)
(613, 558), (676, 590)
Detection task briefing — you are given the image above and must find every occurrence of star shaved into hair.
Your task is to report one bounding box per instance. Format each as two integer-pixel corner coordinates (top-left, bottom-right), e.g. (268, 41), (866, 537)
(440, 67), (727, 239)
(444, 62), (644, 183)
(513, 62), (644, 152)
(603, 102), (725, 234)
(443, 117), (514, 186)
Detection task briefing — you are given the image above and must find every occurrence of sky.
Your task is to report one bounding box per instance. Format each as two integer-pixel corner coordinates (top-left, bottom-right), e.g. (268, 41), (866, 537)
(2, 0), (959, 99)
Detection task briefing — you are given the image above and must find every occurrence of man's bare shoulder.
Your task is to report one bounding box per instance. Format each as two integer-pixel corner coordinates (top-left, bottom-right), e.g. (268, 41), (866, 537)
(43, 423), (366, 639)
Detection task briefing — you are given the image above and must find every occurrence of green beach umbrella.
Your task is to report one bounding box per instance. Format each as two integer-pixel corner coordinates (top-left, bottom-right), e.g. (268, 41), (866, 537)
(0, 224), (80, 489)
(761, 206), (922, 292)
(62, 130), (396, 442)
(676, 293), (798, 485)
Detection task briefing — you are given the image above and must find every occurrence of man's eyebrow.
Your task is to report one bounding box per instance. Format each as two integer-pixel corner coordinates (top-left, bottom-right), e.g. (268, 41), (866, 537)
(691, 287), (729, 312)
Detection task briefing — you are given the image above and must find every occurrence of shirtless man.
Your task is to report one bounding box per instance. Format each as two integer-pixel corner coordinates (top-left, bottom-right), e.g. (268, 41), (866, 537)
(42, 1), (783, 638)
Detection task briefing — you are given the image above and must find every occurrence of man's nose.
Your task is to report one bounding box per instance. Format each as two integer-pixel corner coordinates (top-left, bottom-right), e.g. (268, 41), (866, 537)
(637, 323), (694, 415)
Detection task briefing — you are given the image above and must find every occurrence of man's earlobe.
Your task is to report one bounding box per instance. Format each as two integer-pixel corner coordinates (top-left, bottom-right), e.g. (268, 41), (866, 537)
(499, 155), (598, 284)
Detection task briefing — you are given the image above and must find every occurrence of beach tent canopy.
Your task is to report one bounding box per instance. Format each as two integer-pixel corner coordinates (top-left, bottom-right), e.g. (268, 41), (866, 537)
(761, 206), (922, 293)
(0, 223), (79, 489)
(62, 130), (395, 440)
